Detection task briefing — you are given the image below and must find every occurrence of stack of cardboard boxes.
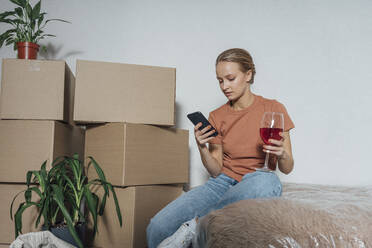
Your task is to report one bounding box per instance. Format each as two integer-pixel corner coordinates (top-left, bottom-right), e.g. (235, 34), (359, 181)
(0, 59), (85, 246)
(75, 60), (189, 247)
(0, 60), (189, 247)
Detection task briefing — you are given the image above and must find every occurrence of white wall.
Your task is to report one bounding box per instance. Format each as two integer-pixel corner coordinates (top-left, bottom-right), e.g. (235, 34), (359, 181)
(1, 0), (372, 187)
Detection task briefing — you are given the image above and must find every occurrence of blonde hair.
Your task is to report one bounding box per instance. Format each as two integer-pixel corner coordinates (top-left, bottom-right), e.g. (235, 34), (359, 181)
(216, 48), (256, 84)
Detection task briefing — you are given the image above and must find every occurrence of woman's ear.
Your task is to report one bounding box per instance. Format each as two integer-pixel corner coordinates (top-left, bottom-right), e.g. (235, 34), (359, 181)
(245, 70), (252, 83)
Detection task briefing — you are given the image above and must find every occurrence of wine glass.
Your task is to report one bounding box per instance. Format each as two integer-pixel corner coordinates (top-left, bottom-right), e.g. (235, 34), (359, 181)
(256, 112), (284, 172)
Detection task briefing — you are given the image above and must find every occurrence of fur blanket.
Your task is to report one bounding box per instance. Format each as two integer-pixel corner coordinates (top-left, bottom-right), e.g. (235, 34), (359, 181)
(196, 183), (372, 248)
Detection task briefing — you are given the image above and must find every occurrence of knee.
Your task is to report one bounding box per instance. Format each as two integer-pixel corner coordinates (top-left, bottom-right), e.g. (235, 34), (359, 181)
(240, 172), (282, 198)
(254, 173), (282, 197)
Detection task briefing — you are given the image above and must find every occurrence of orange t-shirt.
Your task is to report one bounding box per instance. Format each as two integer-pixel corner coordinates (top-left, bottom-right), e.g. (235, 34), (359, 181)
(208, 94), (295, 181)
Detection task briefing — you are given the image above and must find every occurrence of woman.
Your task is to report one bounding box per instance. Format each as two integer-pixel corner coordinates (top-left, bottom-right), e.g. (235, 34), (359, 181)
(147, 48), (295, 248)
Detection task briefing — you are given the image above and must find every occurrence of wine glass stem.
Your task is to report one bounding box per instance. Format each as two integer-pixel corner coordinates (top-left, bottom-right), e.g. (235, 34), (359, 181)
(264, 152), (270, 168)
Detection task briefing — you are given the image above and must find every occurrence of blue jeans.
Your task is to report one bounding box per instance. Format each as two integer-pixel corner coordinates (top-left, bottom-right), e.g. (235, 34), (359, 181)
(146, 171), (282, 248)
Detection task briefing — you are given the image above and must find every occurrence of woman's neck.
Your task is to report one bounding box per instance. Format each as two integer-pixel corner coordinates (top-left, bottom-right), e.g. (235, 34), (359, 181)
(230, 90), (255, 111)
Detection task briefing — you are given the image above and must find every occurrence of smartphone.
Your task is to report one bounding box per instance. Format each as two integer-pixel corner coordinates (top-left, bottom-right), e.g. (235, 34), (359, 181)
(187, 111), (218, 137)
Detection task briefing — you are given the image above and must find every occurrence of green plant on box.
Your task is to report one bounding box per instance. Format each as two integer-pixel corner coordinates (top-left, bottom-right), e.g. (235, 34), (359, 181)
(10, 154), (123, 248)
(0, 0), (69, 50)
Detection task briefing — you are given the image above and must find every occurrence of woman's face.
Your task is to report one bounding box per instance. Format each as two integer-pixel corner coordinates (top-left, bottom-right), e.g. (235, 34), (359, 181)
(216, 61), (252, 101)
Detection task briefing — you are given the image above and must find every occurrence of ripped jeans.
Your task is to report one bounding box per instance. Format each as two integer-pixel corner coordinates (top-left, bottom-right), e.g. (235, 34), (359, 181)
(146, 171), (282, 248)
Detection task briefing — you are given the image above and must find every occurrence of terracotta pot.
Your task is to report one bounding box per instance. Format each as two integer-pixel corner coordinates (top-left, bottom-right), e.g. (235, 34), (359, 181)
(17, 42), (39, 59)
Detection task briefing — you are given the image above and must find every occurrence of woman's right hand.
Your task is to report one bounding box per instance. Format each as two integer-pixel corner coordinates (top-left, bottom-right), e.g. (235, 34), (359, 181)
(194, 123), (216, 148)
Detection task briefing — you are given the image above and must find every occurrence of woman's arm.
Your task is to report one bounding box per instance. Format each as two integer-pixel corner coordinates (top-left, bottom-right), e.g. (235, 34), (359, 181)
(198, 143), (223, 177)
(264, 131), (294, 174)
(194, 123), (223, 177)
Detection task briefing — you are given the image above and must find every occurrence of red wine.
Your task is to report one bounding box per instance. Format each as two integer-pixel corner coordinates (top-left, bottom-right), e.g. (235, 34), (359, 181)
(260, 128), (283, 145)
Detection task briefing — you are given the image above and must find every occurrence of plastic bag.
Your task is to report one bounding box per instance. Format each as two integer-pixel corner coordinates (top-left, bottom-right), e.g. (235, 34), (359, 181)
(196, 183), (372, 248)
(10, 231), (76, 248)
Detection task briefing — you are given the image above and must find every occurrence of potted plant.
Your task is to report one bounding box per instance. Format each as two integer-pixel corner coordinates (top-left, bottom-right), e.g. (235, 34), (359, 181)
(0, 0), (69, 59)
(10, 154), (122, 248)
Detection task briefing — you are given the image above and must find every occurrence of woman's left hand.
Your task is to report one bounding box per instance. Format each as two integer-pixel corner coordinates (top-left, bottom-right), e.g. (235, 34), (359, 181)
(263, 133), (287, 160)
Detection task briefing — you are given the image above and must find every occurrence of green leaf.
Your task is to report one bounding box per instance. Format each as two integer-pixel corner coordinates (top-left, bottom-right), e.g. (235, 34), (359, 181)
(14, 203), (24, 237)
(0, 29), (16, 48)
(0, 29), (16, 37)
(40, 160), (47, 179)
(24, 189), (32, 203)
(5, 37), (15, 46)
(28, 186), (42, 198)
(66, 191), (78, 212)
(38, 197), (50, 228)
(0, 20), (12, 26)
(9, 0), (26, 8)
(32, 1), (41, 20)
(0, 11), (16, 20)
(63, 174), (78, 200)
(49, 158), (65, 176)
(67, 158), (80, 185)
(45, 18), (71, 25)
(83, 185), (98, 237)
(51, 155), (66, 167)
(98, 193), (106, 216)
(38, 12), (45, 28)
(107, 184), (122, 227)
(35, 198), (44, 228)
(51, 185), (83, 248)
(72, 155), (83, 179)
(14, 7), (23, 18)
(73, 153), (79, 160)
(10, 189), (26, 221)
(88, 157), (109, 195)
(26, 170), (33, 187)
(13, 19), (26, 25)
(33, 171), (45, 193)
(14, 202), (38, 237)
(14, 217), (17, 239)
(93, 193), (99, 212)
(40, 34), (56, 38)
(26, 2), (32, 21)
(51, 204), (60, 226)
(79, 176), (87, 190)
(31, 20), (36, 32)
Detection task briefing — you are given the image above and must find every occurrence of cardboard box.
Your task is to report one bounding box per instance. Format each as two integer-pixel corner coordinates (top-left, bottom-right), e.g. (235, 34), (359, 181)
(85, 123), (189, 186)
(0, 120), (84, 183)
(74, 60), (176, 126)
(0, 183), (40, 244)
(0, 59), (75, 124)
(89, 185), (183, 248)
(0, 244), (10, 248)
